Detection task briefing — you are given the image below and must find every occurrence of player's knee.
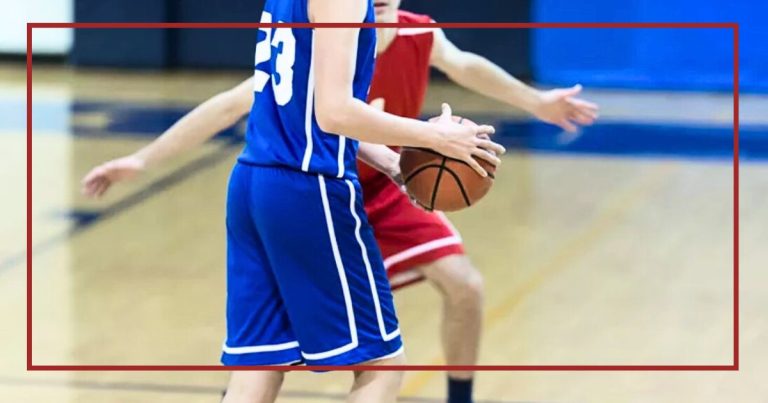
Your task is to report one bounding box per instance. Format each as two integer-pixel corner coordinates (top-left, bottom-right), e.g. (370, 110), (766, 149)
(393, 369), (405, 389)
(456, 265), (484, 306)
(444, 263), (484, 306)
(426, 256), (485, 305)
(377, 369), (405, 392)
(352, 367), (405, 397)
(223, 372), (283, 403)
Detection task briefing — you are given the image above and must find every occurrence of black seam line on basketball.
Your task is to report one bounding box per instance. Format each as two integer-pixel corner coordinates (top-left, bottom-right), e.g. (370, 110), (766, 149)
(430, 157), (448, 210)
(415, 199), (433, 212)
(401, 147), (496, 179)
(411, 199), (433, 211)
(442, 166), (472, 207)
(403, 164), (444, 185)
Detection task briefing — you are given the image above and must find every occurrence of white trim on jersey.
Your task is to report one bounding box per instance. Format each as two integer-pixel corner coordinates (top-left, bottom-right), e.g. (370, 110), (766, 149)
(436, 211), (463, 240)
(389, 269), (424, 288)
(337, 136), (347, 178)
(397, 27), (437, 36)
(345, 180), (401, 342)
(383, 235), (463, 270)
(301, 33), (317, 172)
(221, 340), (299, 355)
(301, 175), (359, 361)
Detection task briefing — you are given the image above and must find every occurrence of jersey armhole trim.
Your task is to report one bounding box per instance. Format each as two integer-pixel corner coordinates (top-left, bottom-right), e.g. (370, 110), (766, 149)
(301, 33), (316, 172)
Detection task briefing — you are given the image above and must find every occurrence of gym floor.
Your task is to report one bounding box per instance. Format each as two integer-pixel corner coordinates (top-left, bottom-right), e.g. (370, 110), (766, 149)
(1, 64), (767, 402)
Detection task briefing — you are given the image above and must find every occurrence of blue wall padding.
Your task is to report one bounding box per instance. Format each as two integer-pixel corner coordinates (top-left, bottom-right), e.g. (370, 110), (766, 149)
(72, 0), (170, 68)
(71, 0), (531, 77)
(168, 0), (262, 69)
(533, 0), (767, 92)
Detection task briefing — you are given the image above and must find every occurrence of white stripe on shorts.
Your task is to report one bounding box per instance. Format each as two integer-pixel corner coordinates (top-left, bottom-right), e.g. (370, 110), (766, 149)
(221, 340), (299, 355)
(345, 179), (400, 342)
(368, 345), (405, 363)
(389, 270), (424, 288)
(301, 175), (359, 361)
(383, 235), (463, 270)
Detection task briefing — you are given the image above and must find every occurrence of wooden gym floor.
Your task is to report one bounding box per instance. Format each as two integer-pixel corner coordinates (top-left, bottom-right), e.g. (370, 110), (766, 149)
(1, 64), (767, 402)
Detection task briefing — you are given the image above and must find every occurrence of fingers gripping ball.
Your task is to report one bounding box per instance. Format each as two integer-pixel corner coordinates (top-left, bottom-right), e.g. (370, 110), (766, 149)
(400, 116), (496, 212)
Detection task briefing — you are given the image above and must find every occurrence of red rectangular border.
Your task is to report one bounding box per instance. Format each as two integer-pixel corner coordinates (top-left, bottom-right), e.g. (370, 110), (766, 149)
(26, 21), (740, 372)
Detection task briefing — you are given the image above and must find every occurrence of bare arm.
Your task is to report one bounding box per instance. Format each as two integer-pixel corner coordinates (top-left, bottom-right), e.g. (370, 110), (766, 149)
(357, 142), (401, 182)
(430, 29), (599, 132)
(135, 77), (254, 168)
(81, 78), (254, 198)
(430, 28), (541, 113)
(355, 98), (401, 183)
(309, 0), (502, 176)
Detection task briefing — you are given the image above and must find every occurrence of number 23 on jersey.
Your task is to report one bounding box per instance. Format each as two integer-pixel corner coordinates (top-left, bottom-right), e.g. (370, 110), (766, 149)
(253, 12), (297, 106)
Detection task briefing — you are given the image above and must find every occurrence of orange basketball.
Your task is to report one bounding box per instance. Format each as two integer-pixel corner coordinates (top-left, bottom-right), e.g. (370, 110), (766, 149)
(399, 116), (496, 212)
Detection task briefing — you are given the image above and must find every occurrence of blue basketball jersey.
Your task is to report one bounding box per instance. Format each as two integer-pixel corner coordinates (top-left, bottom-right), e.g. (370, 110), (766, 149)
(239, 0), (377, 180)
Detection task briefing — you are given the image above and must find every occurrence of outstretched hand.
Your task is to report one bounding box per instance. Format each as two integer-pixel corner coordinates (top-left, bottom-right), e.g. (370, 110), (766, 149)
(81, 155), (146, 199)
(532, 84), (599, 133)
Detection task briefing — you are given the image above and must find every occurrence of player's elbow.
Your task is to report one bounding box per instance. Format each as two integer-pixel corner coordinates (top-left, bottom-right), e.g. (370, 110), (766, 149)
(220, 102), (242, 125)
(438, 52), (477, 83)
(223, 89), (252, 121)
(207, 90), (247, 127)
(315, 98), (351, 134)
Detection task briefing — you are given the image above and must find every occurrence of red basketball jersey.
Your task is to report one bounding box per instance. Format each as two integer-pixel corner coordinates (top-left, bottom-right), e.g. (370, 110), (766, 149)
(358, 10), (435, 188)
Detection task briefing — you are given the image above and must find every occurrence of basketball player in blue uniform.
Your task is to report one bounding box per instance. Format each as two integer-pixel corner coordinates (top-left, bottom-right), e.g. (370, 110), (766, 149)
(219, 0), (503, 401)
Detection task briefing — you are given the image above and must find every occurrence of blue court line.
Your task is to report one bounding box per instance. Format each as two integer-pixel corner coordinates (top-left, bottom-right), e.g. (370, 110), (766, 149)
(73, 138), (241, 225)
(0, 231), (71, 274)
(65, 117), (768, 162)
(0, 376), (542, 403)
(56, 116), (768, 162)
(8, 98), (766, 160)
(67, 101), (768, 162)
(496, 120), (764, 161)
(0, 137), (242, 274)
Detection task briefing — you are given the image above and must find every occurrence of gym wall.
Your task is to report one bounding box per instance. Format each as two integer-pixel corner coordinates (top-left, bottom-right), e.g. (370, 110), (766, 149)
(68, 0), (764, 93)
(70, 0), (532, 78)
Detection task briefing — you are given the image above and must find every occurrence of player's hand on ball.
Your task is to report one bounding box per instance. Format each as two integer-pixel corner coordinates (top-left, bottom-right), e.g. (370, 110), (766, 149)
(532, 84), (600, 133)
(430, 103), (505, 178)
(81, 155), (146, 199)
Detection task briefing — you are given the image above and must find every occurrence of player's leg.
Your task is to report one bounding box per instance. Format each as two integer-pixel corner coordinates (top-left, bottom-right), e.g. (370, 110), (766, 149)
(250, 168), (405, 399)
(222, 371), (284, 403)
(348, 354), (406, 403)
(419, 254), (483, 402)
(367, 181), (480, 403)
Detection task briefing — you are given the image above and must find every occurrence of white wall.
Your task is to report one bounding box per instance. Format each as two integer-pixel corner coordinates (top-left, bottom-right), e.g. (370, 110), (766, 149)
(0, 0), (73, 54)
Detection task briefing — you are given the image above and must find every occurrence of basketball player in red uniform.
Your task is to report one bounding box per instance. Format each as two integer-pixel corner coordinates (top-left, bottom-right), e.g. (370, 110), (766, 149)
(82, 3), (598, 402)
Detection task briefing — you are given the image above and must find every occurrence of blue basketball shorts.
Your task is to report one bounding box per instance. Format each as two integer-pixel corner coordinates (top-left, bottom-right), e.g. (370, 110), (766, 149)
(221, 163), (403, 366)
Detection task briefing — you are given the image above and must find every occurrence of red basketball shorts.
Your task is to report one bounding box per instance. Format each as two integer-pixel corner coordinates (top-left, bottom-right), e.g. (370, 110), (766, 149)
(363, 175), (465, 290)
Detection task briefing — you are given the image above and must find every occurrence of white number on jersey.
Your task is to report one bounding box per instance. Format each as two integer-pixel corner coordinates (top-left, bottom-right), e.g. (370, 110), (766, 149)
(253, 12), (296, 106)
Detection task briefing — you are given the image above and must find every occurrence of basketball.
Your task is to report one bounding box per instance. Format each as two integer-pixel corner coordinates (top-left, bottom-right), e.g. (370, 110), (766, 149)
(399, 116), (496, 212)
